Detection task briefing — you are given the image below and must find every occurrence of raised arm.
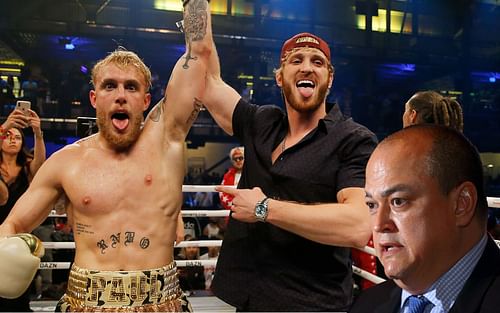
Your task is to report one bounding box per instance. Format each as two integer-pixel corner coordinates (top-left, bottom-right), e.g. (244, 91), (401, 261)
(146, 0), (212, 141)
(198, 5), (241, 135)
(27, 109), (46, 180)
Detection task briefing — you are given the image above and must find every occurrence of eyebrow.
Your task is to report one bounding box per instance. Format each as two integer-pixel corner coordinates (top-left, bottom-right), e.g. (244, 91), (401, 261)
(99, 78), (114, 89)
(99, 78), (141, 88)
(290, 49), (324, 58)
(365, 184), (414, 198)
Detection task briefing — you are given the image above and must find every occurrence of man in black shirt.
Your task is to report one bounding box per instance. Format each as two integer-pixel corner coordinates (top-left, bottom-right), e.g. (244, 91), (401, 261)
(201, 11), (378, 311)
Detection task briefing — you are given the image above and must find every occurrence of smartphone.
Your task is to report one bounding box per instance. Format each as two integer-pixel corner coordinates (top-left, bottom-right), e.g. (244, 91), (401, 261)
(16, 100), (31, 116)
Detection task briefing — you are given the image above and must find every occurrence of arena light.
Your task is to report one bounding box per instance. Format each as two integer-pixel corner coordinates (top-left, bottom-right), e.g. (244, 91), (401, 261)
(59, 37), (75, 50)
(471, 71), (500, 83)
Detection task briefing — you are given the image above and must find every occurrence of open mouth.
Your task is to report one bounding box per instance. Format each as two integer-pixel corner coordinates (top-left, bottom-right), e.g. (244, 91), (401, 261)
(296, 80), (315, 98)
(111, 112), (130, 131)
(380, 243), (403, 254)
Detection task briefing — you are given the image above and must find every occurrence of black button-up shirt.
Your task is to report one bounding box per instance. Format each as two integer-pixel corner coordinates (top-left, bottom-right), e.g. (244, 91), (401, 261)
(212, 99), (378, 311)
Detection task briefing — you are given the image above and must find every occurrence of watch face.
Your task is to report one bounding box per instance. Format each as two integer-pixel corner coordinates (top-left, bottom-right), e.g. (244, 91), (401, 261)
(256, 204), (266, 217)
(255, 198), (269, 221)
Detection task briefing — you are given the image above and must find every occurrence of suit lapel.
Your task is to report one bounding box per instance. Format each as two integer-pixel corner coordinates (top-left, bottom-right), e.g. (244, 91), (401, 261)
(374, 281), (402, 313)
(449, 237), (500, 313)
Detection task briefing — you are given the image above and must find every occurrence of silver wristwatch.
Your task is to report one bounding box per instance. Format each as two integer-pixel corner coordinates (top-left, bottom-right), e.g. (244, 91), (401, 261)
(255, 197), (270, 222)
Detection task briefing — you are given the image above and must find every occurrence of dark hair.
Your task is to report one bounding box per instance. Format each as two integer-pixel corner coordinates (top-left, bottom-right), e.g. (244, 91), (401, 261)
(408, 91), (464, 132)
(1, 128), (33, 167)
(383, 124), (488, 219)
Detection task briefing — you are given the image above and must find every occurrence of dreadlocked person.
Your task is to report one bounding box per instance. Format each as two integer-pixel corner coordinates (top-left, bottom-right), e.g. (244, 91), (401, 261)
(402, 90), (464, 132)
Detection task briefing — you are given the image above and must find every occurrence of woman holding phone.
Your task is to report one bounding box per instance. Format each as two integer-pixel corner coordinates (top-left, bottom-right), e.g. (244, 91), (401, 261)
(0, 107), (46, 311)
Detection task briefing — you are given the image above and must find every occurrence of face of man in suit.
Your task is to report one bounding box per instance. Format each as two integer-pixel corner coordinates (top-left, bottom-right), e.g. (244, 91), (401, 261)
(364, 132), (476, 294)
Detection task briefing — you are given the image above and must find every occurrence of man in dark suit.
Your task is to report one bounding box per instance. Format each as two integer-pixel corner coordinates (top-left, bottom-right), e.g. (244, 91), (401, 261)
(350, 125), (500, 313)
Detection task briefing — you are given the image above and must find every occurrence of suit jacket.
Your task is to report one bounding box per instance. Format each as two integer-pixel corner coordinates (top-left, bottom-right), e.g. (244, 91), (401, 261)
(349, 236), (500, 313)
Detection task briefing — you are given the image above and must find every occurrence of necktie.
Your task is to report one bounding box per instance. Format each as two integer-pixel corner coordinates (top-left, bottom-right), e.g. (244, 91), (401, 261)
(406, 295), (430, 313)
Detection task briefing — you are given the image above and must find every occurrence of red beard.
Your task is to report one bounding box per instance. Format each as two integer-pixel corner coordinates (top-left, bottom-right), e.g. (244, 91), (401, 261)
(282, 78), (329, 113)
(96, 109), (143, 151)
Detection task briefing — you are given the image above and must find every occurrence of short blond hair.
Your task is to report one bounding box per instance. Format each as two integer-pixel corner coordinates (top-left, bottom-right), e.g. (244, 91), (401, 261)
(91, 48), (152, 91)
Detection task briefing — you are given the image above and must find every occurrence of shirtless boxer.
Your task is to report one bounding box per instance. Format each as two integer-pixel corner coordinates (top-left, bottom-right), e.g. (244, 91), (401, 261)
(0, 0), (212, 311)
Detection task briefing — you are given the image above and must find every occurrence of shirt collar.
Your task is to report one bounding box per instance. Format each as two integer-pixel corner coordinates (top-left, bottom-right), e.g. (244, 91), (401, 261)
(280, 103), (340, 144)
(400, 234), (487, 312)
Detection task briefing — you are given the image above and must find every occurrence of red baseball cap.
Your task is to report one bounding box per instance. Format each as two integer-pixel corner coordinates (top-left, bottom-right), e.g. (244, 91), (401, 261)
(280, 32), (331, 63)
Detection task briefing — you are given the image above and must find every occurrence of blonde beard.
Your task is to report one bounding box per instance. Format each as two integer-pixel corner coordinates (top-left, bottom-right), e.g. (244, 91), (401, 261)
(96, 110), (143, 151)
(282, 79), (329, 113)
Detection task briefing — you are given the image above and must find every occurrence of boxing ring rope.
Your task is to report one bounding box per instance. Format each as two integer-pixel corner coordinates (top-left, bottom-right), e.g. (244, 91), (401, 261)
(39, 185), (500, 285)
(352, 266), (386, 284)
(488, 197), (500, 208)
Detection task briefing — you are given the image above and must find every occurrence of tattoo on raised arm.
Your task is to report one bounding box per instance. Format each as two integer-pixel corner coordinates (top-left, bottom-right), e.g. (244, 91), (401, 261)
(148, 97), (165, 123)
(186, 97), (204, 125)
(182, 0), (208, 69)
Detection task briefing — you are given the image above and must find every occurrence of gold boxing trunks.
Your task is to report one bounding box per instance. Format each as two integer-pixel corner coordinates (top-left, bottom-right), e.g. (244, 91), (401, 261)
(55, 262), (192, 312)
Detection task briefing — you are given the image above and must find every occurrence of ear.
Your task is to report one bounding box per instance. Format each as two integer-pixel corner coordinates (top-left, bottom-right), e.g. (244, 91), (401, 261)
(454, 182), (477, 227)
(275, 70), (283, 88)
(409, 109), (418, 125)
(144, 93), (151, 111)
(89, 90), (97, 109)
(328, 72), (334, 89)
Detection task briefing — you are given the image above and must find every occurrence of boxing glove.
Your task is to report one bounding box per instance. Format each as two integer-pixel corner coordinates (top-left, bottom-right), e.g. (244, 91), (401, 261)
(0, 233), (44, 299)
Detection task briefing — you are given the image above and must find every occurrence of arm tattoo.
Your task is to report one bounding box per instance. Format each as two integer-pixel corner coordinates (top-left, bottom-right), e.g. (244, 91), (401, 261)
(186, 97), (204, 124)
(182, 0), (208, 69)
(148, 97), (165, 123)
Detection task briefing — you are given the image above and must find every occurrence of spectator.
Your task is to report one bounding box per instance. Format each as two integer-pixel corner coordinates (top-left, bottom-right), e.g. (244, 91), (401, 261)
(0, 108), (46, 311)
(402, 90), (463, 132)
(202, 217), (222, 239)
(200, 244), (220, 291)
(219, 146), (244, 211)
